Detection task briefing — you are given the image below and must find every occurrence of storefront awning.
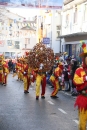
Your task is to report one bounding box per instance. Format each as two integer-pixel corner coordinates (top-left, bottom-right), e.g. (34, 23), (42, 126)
(60, 32), (87, 38)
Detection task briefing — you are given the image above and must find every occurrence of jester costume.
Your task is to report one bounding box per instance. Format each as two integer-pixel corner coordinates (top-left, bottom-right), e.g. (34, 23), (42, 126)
(23, 59), (32, 94)
(73, 42), (87, 130)
(50, 63), (63, 98)
(3, 61), (9, 86)
(34, 68), (46, 100)
(0, 55), (4, 84)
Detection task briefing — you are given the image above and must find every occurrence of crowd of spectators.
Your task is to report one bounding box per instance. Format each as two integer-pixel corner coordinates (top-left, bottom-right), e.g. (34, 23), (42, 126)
(47, 52), (80, 97)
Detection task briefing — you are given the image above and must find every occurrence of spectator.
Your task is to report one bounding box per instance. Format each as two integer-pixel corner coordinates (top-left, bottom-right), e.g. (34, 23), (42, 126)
(8, 59), (13, 72)
(63, 64), (70, 91)
(71, 60), (79, 96)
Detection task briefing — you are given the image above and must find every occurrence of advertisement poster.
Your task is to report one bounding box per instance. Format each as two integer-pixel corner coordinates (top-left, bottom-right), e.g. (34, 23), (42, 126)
(0, 0), (63, 9)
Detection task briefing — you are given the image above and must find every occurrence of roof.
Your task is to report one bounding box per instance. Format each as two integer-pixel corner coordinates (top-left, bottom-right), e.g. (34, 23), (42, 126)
(0, 8), (24, 22)
(63, 0), (74, 5)
(21, 25), (36, 31)
(60, 32), (87, 38)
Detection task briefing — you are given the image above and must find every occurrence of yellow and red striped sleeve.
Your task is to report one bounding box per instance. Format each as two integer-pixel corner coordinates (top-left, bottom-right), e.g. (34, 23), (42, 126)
(73, 67), (85, 85)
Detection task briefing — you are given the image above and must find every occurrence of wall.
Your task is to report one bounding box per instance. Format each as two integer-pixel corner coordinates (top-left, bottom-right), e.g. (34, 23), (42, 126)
(44, 10), (61, 53)
(52, 10), (61, 53)
(62, 1), (87, 36)
(0, 36), (36, 57)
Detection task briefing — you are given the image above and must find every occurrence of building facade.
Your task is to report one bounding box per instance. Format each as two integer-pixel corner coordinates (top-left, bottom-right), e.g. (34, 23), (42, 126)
(37, 9), (62, 54)
(61, 0), (87, 61)
(0, 8), (36, 58)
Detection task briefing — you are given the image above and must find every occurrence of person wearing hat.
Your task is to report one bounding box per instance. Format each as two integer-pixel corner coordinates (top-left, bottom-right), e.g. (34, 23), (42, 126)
(73, 41), (87, 130)
(50, 62), (63, 98)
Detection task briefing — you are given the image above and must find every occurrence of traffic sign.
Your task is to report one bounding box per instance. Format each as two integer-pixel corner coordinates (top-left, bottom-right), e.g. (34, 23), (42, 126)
(43, 38), (50, 44)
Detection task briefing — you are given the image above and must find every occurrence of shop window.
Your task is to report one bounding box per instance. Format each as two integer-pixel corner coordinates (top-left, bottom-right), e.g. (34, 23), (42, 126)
(74, 8), (78, 23)
(56, 25), (61, 39)
(84, 4), (87, 21)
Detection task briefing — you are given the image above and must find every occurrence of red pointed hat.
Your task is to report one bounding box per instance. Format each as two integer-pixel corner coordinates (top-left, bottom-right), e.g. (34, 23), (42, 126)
(79, 41), (87, 57)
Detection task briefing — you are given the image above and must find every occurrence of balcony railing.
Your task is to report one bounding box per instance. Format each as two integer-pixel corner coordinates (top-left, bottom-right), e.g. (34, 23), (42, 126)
(63, 0), (74, 5)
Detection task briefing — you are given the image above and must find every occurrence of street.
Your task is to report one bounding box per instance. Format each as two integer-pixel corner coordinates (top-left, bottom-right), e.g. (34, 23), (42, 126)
(0, 74), (79, 130)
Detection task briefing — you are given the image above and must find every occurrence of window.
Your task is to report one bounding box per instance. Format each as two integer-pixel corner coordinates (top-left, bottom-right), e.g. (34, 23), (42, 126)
(25, 44), (27, 49)
(84, 4), (87, 21)
(25, 38), (30, 44)
(15, 41), (20, 49)
(7, 40), (12, 46)
(74, 8), (78, 23)
(56, 25), (61, 39)
(66, 14), (69, 26)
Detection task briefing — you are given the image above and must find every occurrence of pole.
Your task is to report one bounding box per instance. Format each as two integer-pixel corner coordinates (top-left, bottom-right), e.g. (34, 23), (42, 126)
(60, 38), (61, 52)
(50, 10), (52, 48)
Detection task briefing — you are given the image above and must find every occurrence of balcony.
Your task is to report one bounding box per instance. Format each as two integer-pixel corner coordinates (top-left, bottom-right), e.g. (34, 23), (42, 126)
(63, 0), (74, 5)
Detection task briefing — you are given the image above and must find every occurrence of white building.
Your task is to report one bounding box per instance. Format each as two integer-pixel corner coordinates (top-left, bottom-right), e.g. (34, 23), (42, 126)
(60, 0), (87, 61)
(0, 8), (36, 58)
(37, 9), (62, 54)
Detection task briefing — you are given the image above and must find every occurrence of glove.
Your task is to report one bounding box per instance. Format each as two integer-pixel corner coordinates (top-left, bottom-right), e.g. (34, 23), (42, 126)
(30, 75), (33, 78)
(68, 72), (70, 75)
(59, 77), (62, 80)
(5, 73), (7, 76)
(85, 76), (87, 81)
(24, 72), (26, 74)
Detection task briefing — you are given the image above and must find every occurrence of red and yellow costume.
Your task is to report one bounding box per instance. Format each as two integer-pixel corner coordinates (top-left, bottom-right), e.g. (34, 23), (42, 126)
(50, 63), (63, 98)
(3, 61), (9, 85)
(35, 68), (46, 100)
(41, 73), (46, 97)
(73, 41), (87, 130)
(19, 58), (24, 81)
(14, 59), (21, 80)
(23, 59), (32, 93)
(0, 55), (4, 84)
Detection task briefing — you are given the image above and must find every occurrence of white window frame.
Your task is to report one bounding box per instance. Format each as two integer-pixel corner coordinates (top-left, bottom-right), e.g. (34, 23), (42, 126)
(84, 4), (87, 21)
(56, 25), (61, 39)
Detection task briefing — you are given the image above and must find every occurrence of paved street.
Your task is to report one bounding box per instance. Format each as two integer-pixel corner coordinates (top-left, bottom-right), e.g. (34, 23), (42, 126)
(0, 74), (79, 130)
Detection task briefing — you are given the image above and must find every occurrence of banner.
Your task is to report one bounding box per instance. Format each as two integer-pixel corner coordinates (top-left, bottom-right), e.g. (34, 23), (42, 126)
(0, 0), (63, 9)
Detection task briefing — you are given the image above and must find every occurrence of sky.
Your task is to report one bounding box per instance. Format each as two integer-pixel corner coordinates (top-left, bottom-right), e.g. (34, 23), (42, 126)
(5, 0), (63, 6)
(6, 0), (63, 19)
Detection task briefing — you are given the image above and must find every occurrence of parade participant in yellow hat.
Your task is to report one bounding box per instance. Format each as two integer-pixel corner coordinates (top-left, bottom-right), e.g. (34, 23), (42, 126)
(50, 62), (63, 98)
(73, 41), (87, 130)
